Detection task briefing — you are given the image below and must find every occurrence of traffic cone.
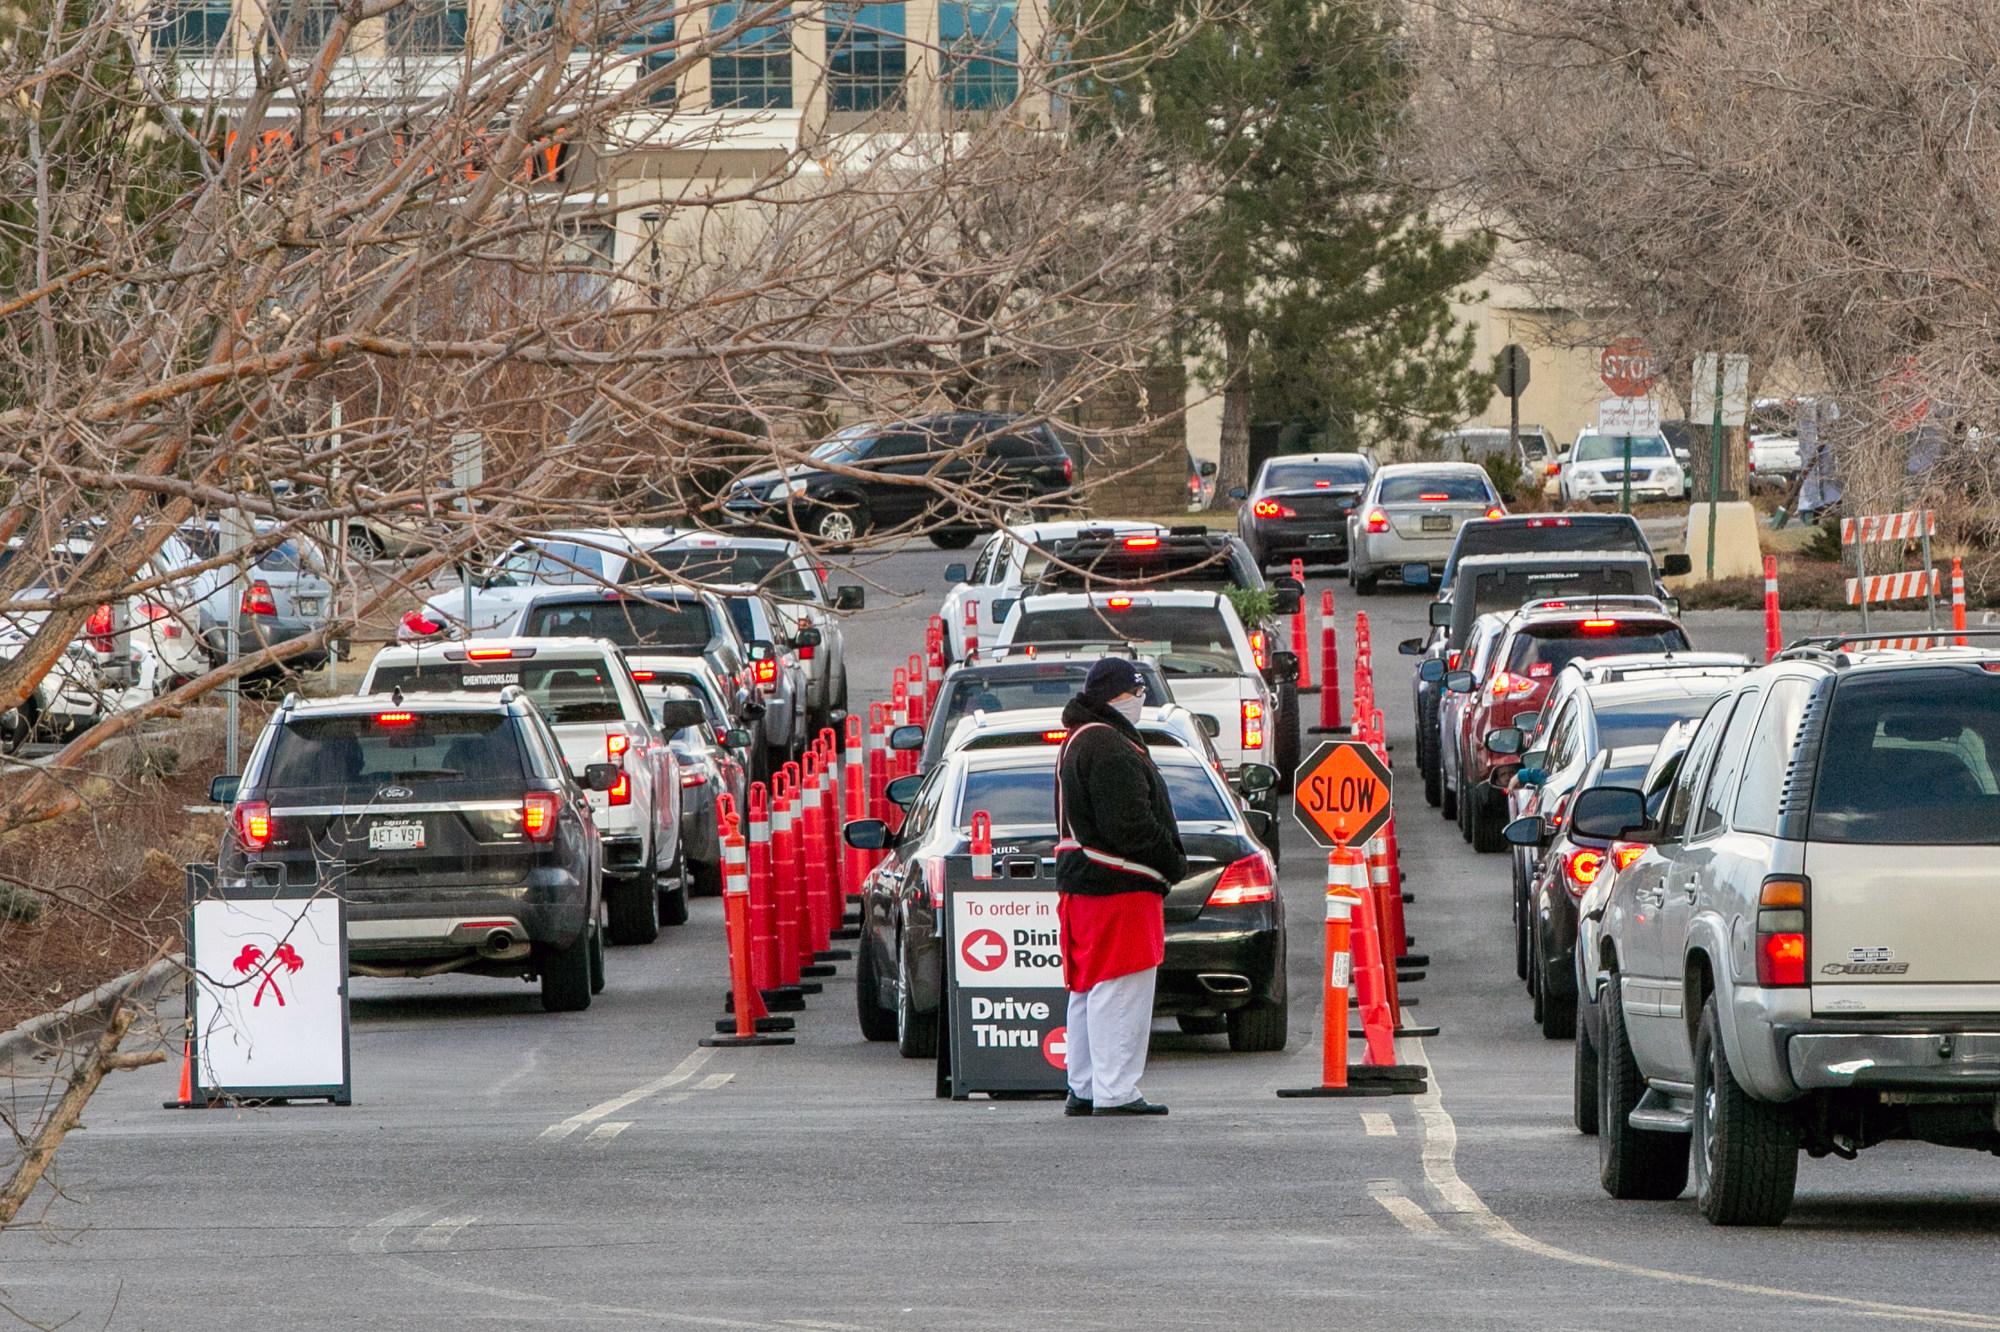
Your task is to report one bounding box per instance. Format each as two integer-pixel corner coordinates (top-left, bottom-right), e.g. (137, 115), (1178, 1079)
(1290, 559), (1315, 692)
(704, 819), (795, 1047)
(161, 1038), (197, 1109)
(1313, 588), (1345, 734)
(1953, 557), (1967, 647)
(1343, 872), (1428, 1094)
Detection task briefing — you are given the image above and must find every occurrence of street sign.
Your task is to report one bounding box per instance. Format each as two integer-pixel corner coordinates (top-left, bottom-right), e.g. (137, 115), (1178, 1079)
(1596, 396), (1661, 436)
(1292, 739), (1393, 848)
(1495, 344), (1531, 400)
(941, 872), (1068, 1099)
(1691, 353), (1750, 426)
(1599, 337), (1658, 398)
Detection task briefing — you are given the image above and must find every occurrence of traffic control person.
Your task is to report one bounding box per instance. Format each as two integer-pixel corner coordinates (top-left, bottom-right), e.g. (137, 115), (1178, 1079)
(1054, 658), (1187, 1118)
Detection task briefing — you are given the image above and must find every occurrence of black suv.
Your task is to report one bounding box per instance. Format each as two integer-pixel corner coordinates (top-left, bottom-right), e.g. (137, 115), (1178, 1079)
(722, 412), (1075, 549)
(212, 690), (613, 1012)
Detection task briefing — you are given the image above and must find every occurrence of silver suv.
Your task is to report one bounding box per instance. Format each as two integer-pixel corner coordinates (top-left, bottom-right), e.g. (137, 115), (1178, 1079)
(1570, 639), (2000, 1226)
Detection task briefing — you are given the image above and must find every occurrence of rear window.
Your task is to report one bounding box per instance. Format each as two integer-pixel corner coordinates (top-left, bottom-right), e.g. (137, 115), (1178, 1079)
(1262, 460), (1370, 490)
(1506, 622), (1691, 678)
(722, 600), (758, 641)
(640, 547), (812, 600)
(957, 762), (1232, 827)
(370, 659), (627, 725)
(1011, 606), (1239, 675)
(1036, 543), (1244, 591)
(522, 598), (711, 650)
(940, 667), (1167, 726)
(1591, 692), (1719, 751)
(258, 540), (324, 574)
(1470, 565), (1649, 613)
(1379, 474), (1491, 504)
(259, 712), (524, 790)
(1809, 668), (2000, 844)
(1449, 517), (1648, 572)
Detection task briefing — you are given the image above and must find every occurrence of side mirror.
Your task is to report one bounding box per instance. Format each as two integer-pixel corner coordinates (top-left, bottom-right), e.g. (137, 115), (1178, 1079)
(992, 598), (1017, 623)
(843, 819), (891, 851)
(1195, 713), (1220, 739)
(1270, 588), (1302, 617)
(1445, 669), (1476, 693)
(723, 726), (754, 749)
(1417, 659), (1445, 683)
(1485, 726), (1523, 755)
(1502, 815), (1547, 847)
(944, 563), (969, 584)
(1515, 712), (1542, 736)
(656, 699), (708, 733)
(888, 723), (925, 751)
(1273, 575), (1304, 594)
(748, 640), (775, 661)
(1270, 651), (1299, 679)
(1401, 562), (1432, 587)
(1428, 602), (1452, 628)
(1663, 597), (1682, 616)
(1237, 762), (1280, 795)
(1200, 460), (1218, 477)
(1398, 637), (1425, 657)
(1662, 553), (1693, 577)
(583, 762), (620, 792)
(1227, 486), (1247, 502)
(794, 625), (823, 649)
(885, 774), (923, 807)
(834, 585), (865, 611)
(1569, 786), (1649, 841)
(209, 774), (240, 805)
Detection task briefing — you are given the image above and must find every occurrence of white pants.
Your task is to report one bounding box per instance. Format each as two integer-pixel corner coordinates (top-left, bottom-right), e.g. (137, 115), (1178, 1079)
(1065, 968), (1157, 1107)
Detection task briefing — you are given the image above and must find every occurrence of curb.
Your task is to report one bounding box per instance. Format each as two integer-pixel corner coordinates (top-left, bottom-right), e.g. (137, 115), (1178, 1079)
(0, 955), (185, 1075)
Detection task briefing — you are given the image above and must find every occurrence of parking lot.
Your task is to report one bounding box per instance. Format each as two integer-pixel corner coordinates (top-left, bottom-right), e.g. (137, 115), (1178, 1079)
(2, 541), (1993, 1332)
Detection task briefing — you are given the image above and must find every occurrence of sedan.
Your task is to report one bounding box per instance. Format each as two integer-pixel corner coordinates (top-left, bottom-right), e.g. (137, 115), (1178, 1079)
(1346, 463), (1503, 593)
(1559, 432), (1686, 505)
(845, 745), (1287, 1058)
(1233, 452), (1374, 571)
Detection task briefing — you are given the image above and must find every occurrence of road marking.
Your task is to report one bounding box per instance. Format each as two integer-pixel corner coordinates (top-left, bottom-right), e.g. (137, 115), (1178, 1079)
(413, 1215), (477, 1250)
(585, 1121), (631, 1147)
(1366, 1181), (1450, 1241)
(1360, 1112), (1396, 1137)
(1408, 1039), (2000, 1328)
(540, 1048), (716, 1140)
(696, 1072), (734, 1092)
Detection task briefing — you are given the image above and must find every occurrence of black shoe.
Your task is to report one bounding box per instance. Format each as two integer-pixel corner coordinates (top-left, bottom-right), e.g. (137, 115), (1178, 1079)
(1064, 1093), (1094, 1117)
(1092, 1097), (1168, 1117)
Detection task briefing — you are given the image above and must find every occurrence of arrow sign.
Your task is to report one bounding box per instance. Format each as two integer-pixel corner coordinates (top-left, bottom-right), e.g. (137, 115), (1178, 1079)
(961, 928), (1007, 973)
(1042, 1026), (1069, 1069)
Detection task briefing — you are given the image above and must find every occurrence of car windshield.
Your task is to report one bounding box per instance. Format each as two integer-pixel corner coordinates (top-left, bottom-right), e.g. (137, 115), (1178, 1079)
(810, 424), (874, 465)
(1573, 435), (1671, 463)
(521, 598), (711, 650)
(1591, 692), (1723, 750)
(489, 543), (598, 586)
(940, 667), (1168, 727)
(260, 712), (524, 790)
(1378, 474), (1491, 504)
(1010, 606), (1239, 675)
(1447, 516), (1647, 577)
(640, 547), (812, 600)
(956, 761), (1232, 827)
(258, 540), (326, 574)
(1261, 461), (1369, 490)
(1810, 668), (2000, 844)
(369, 659), (627, 725)
(1507, 623), (1692, 678)
(1035, 544), (1241, 591)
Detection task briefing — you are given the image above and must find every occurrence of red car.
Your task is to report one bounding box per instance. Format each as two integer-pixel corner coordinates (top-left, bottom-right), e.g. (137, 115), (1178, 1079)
(1442, 597), (1691, 851)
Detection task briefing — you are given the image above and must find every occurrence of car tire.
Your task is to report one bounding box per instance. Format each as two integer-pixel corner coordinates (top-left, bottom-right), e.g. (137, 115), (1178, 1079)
(1514, 880), (1530, 980)
(344, 525), (384, 563)
(1423, 760), (1442, 808)
(605, 873), (661, 946)
(1538, 927), (1576, 1040)
(1574, 1007), (1600, 1136)
(812, 503), (866, 546)
(1693, 995), (1799, 1226)
(690, 855), (724, 897)
(855, 932), (897, 1042)
(1226, 999), (1288, 1053)
(538, 929), (594, 1013)
(928, 529), (976, 550)
(1176, 1014), (1227, 1036)
(1470, 783), (1506, 853)
(895, 929), (938, 1060)
(1598, 973), (1689, 1200)
(1353, 569), (1378, 596)
(0, 697), (38, 755)
(588, 922), (606, 995)
(657, 874), (691, 928)
(1440, 767), (1458, 821)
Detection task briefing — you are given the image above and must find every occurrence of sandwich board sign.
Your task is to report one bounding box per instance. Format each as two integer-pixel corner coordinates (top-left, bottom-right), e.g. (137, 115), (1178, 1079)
(939, 864), (1068, 1100)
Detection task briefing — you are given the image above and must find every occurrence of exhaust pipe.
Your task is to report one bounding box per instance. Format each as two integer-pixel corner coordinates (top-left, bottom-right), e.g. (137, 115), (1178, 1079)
(483, 927), (514, 953)
(1197, 973), (1252, 995)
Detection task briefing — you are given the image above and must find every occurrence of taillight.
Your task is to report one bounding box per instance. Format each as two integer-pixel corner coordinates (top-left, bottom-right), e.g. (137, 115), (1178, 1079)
(1564, 847), (1605, 894)
(964, 600), (978, 626)
(1363, 509), (1390, 533)
(1544, 462), (1560, 476)
(1251, 500), (1284, 518)
(1061, 455), (1074, 483)
(234, 801), (272, 851)
(401, 608), (442, 636)
(85, 603), (113, 652)
(1207, 851), (1276, 907)
(1611, 842), (1645, 871)
(1241, 700), (1265, 750)
(1041, 729), (1069, 743)
(1446, 651), (1461, 670)
(522, 792), (559, 842)
(1487, 671), (1539, 700)
(1755, 876), (1809, 987)
(1419, 492), (1449, 502)
(1123, 536), (1161, 549)
(1248, 630), (1268, 670)
(630, 669), (656, 683)
(1580, 619), (1619, 633)
(1546, 792), (1572, 829)
(924, 858), (946, 908)
(375, 711), (417, 726)
(137, 600), (182, 638)
(608, 770), (632, 806)
(242, 581), (278, 616)
(1106, 596), (1133, 610)
(681, 769), (709, 788)
(754, 659), (778, 687)
(799, 641), (816, 661)
(1484, 506), (1505, 520)
(608, 733), (630, 759)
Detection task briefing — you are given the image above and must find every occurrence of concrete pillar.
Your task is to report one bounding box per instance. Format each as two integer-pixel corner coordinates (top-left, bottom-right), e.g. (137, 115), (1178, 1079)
(792, 3), (826, 135)
(905, 0), (941, 126)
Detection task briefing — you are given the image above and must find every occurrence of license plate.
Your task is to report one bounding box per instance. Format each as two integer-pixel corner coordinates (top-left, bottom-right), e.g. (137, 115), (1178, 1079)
(1421, 514), (1451, 532)
(296, 598), (321, 615)
(1307, 533), (1337, 548)
(368, 820), (425, 850)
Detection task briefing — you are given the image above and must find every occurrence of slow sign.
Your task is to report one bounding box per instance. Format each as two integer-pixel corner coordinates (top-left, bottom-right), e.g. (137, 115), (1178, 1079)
(1292, 740), (1393, 848)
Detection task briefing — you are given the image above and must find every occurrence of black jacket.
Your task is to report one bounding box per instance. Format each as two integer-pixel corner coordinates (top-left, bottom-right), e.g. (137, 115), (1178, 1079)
(1054, 696), (1189, 897)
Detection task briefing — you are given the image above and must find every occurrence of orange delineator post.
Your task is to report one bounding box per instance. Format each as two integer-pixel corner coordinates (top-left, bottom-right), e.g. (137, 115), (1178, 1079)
(700, 812), (796, 1048)
(1363, 834), (1401, 1017)
(747, 782), (782, 993)
(842, 715), (867, 900)
(769, 772), (803, 987)
(1953, 557), (1968, 647)
(1318, 588), (1342, 730)
(800, 753), (831, 953)
(1763, 554), (1783, 662)
(1290, 558), (1315, 690)
(925, 618), (946, 706)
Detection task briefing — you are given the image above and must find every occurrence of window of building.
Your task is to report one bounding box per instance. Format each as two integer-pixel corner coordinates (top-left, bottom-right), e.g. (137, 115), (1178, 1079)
(155, 0), (231, 49)
(388, 0), (468, 52)
(709, 3), (792, 110)
(620, 14), (676, 105)
(828, 2), (905, 112)
(260, 0), (342, 51)
(939, 0), (1017, 110)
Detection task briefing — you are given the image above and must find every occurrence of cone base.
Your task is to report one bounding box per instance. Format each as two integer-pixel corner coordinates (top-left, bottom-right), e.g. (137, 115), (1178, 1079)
(1276, 1084), (1402, 1098)
(814, 949), (853, 962)
(714, 1016), (797, 1034)
(800, 963), (837, 978)
(698, 1035), (796, 1047)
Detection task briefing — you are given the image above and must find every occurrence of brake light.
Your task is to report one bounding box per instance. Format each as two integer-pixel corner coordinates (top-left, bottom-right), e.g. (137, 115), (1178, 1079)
(1241, 700), (1265, 750)
(1487, 671), (1539, 700)
(401, 608), (442, 636)
(522, 791), (558, 842)
(1313, 479), (1332, 489)
(1446, 651), (1461, 670)
(465, 647), (516, 660)
(608, 733), (629, 759)
(1106, 596), (1133, 610)
(799, 640), (815, 661)
(137, 600), (183, 638)
(630, 669), (656, 682)
(608, 769), (631, 806)
(1611, 842), (1645, 871)
(924, 858), (946, 908)
(964, 600), (978, 626)
(1364, 509), (1390, 533)
(1248, 630), (1268, 670)
(1207, 851), (1276, 906)
(1580, 619), (1619, 633)
(85, 603), (113, 652)
(1547, 791), (1571, 829)
(1526, 517), (1571, 528)
(1252, 499), (1283, 518)
(234, 801), (272, 851)
(1123, 536), (1161, 549)
(1041, 729), (1069, 743)
(681, 769), (709, 788)
(1564, 847), (1605, 893)
(1061, 455), (1074, 484)
(1484, 506), (1505, 520)
(754, 659), (778, 686)
(375, 711), (417, 726)
(1419, 492), (1449, 502)
(1755, 876), (1809, 987)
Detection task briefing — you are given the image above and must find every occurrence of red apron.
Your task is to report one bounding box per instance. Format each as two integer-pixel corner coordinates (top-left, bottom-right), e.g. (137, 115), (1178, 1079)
(1054, 721), (1168, 991)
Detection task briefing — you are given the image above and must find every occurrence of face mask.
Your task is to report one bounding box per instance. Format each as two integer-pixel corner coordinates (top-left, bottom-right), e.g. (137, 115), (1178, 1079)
(1109, 694), (1143, 725)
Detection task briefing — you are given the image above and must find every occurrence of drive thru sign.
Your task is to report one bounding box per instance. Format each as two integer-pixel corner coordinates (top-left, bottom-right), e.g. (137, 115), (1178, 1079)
(1292, 740), (1393, 848)
(942, 870), (1069, 1099)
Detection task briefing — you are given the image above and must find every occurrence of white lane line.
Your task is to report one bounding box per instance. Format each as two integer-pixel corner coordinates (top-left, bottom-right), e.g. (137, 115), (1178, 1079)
(585, 1121), (631, 1147)
(348, 1204), (436, 1255)
(663, 1092), (692, 1105)
(413, 1215), (478, 1250)
(1360, 1112), (1397, 1137)
(696, 1072), (734, 1092)
(1408, 1039), (2000, 1328)
(1366, 1181), (1452, 1241)
(540, 1048), (716, 1141)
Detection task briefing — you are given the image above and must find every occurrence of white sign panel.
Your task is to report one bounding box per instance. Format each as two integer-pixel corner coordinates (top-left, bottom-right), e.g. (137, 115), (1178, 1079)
(1691, 353), (1751, 427)
(950, 890), (1063, 988)
(1596, 397), (1662, 436)
(193, 897), (349, 1096)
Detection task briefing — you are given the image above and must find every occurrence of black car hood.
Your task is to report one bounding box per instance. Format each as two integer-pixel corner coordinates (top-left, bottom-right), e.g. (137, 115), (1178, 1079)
(732, 468), (786, 491)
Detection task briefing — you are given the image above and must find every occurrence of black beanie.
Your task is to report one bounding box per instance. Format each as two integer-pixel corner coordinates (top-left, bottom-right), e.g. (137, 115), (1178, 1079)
(1081, 657), (1146, 705)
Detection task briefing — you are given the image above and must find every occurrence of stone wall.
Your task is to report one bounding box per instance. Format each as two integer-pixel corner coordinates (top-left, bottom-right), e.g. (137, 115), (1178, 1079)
(993, 362), (1190, 516)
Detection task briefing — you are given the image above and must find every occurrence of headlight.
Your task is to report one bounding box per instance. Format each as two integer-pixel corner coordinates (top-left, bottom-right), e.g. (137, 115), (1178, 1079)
(767, 478), (809, 500)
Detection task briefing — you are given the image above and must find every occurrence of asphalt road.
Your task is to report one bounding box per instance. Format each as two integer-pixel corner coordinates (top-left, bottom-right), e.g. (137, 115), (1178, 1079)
(2, 544), (1995, 1331)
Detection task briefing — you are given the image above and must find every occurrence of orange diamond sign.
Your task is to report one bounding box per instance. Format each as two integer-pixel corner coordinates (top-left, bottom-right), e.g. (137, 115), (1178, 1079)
(1293, 740), (1393, 848)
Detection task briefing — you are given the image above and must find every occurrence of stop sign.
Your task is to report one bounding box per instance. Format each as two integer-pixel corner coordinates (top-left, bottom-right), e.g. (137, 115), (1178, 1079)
(1599, 337), (1658, 398)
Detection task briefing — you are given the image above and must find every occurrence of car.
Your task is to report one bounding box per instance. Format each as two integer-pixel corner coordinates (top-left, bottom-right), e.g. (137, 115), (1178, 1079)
(993, 589), (1297, 789)
(1346, 462), (1503, 593)
(398, 528), (683, 641)
(180, 523), (335, 672)
(1232, 452), (1374, 571)
(720, 412), (1077, 548)
(1431, 611), (1507, 828)
(844, 743), (1286, 1056)
(938, 520), (1168, 663)
(711, 586), (810, 766)
(361, 637), (687, 936)
(1440, 597), (1692, 852)
(1749, 433), (1804, 489)
(653, 686), (752, 896)
(212, 690), (610, 1012)
(1559, 431), (1686, 505)
(1574, 639), (2000, 1224)
(902, 650), (1177, 772)
(1438, 424), (1560, 494)
(1187, 451), (1218, 510)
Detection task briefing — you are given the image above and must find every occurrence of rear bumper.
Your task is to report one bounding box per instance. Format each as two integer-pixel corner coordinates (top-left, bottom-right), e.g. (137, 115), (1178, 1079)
(1782, 1025), (2000, 1092)
(1247, 520), (1348, 562)
(1352, 530), (1456, 572)
(601, 832), (647, 874)
(1158, 909), (1283, 1015)
(340, 868), (591, 959)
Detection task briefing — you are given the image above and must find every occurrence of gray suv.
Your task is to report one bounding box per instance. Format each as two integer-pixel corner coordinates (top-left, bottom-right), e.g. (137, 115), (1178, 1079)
(1570, 639), (2000, 1225)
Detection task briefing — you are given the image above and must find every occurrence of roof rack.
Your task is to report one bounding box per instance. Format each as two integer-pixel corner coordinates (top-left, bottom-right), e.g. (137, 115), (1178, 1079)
(1776, 628), (2000, 663)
